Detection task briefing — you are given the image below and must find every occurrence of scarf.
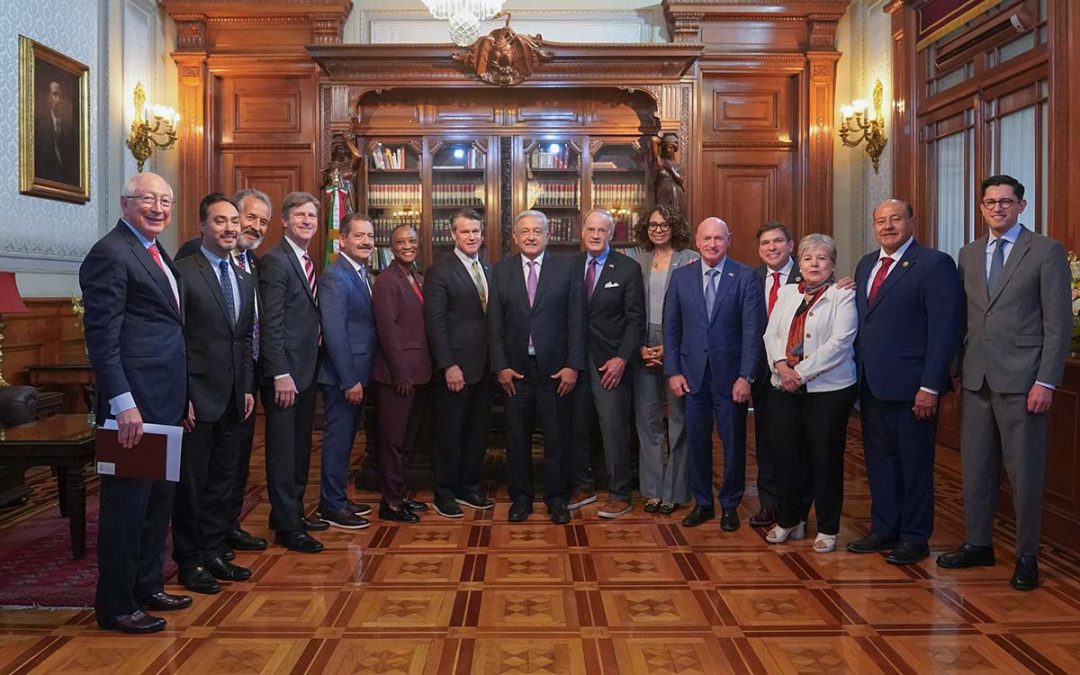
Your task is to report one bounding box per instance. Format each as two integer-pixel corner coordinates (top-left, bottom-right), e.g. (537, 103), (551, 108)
(784, 279), (832, 367)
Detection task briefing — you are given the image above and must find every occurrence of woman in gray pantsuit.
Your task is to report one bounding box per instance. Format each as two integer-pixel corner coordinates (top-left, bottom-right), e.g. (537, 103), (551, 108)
(632, 205), (699, 514)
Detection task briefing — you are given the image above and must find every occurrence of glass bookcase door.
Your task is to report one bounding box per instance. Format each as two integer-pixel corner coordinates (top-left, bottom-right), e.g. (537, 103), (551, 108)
(430, 139), (489, 261)
(522, 138), (582, 250)
(364, 139), (422, 270)
(589, 139), (646, 247)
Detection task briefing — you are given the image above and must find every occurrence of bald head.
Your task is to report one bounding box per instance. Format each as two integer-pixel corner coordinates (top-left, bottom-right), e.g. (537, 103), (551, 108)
(872, 198), (916, 255)
(696, 217), (731, 267)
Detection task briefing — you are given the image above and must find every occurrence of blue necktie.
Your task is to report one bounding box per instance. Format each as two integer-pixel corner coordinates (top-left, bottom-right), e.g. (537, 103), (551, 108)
(987, 238), (1007, 298)
(219, 259), (236, 324)
(705, 268), (718, 317)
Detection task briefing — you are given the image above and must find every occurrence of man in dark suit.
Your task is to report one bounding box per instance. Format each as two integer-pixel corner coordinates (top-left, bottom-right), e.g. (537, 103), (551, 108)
(849, 199), (962, 564)
(425, 209), (494, 519)
(172, 193), (257, 594)
(317, 213), (378, 529)
(664, 217), (765, 531)
(749, 221), (801, 528)
(373, 225), (432, 522)
(176, 188), (272, 555)
(938, 175), (1072, 590)
(489, 210), (586, 524)
(80, 172), (190, 633)
(34, 79), (78, 185)
(259, 191), (326, 552)
(569, 209), (644, 519)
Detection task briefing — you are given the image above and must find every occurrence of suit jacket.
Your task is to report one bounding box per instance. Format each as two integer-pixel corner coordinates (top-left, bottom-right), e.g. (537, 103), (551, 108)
(175, 251), (255, 420)
(958, 225), (1072, 393)
(259, 238), (320, 390)
(764, 284), (857, 392)
(373, 263), (432, 386)
(79, 221), (187, 425)
(753, 262), (801, 383)
(317, 255), (378, 390)
(175, 237), (202, 261)
(34, 112), (78, 186)
(425, 251), (491, 384)
(489, 252), (586, 377)
(662, 258), (765, 395)
(574, 249), (645, 368)
(634, 248), (700, 329)
(854, 240), (962, 401)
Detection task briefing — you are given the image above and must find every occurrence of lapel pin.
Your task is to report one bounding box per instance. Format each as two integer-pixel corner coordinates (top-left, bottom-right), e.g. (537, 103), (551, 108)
(902, 261), (910, 268)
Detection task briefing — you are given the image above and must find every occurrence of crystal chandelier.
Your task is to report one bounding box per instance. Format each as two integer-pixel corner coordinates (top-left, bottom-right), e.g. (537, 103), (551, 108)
(421, 0), (505, 46)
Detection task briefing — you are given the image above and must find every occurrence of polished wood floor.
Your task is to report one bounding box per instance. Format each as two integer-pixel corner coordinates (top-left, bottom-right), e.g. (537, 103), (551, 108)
(2, 421), (1080, 674)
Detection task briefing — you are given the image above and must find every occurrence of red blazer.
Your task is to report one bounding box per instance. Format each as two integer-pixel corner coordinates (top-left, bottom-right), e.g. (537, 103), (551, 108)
(372, 262), (433, 386)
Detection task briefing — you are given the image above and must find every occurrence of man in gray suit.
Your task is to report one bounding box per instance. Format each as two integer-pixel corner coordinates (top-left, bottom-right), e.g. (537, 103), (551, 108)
(937, 175), (1072, 591)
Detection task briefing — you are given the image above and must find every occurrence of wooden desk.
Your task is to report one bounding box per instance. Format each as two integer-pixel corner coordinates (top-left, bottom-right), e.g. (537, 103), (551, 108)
(0, 415), (97, 558)
(27, 364), (94, 414)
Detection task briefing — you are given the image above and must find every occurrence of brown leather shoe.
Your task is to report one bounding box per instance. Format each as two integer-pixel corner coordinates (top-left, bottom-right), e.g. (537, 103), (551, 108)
(568, 489), (596, 510)
(597, 499), (632, 519)
(748, 507), (776, 528)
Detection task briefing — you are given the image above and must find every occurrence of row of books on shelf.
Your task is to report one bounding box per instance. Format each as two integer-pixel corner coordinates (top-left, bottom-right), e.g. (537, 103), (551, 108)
(546, 217), (579, 243)
(370, 144), (411, 170)
(433, 147), (483, 169)
(370, 217), (421, 243)
(367, 184), (422, 208)
(433, 183), (484, 207)
(530, 149), (576, 170)
(593, 183), (645, 210)
(531, 182), (579, 207)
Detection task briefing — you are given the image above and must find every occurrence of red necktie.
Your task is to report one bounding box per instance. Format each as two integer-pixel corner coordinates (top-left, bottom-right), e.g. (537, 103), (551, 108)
(868, 257), (894, 304)
(148, 243), (179, 311)
(768, 271), (781, 315)
(303, 253), (318, 302)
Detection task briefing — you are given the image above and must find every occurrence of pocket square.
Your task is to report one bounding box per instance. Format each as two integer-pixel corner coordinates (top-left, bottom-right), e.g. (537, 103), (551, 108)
(604, 281), (620, 288)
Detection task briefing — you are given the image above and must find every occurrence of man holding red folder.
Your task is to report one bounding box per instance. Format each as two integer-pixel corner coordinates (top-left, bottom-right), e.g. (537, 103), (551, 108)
(80, 172), (191, 634)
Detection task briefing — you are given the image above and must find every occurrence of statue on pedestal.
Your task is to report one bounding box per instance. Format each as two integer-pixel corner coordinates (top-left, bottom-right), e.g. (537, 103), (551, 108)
(651, 132), (685, 218)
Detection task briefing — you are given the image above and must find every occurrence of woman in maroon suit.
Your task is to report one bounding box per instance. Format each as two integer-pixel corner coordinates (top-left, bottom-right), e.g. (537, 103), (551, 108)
(372, 225), (433, 522)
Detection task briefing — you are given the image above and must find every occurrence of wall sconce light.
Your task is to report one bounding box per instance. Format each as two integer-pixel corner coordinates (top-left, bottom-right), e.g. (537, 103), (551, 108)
(126, 82), (179, 172)
(839, 79), (888, 173)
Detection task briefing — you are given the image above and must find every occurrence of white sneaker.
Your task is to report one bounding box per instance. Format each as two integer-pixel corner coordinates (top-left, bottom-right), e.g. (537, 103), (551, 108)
(765, 521), (806, 543)
(813, 533), (837, 553)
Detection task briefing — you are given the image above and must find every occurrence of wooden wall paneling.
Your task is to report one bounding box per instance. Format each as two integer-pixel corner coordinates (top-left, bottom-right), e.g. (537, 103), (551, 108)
(887, 1), (919, 216)
(174, 54), (210, 245)
(804, 52), (840, 236)
(701, 150), (794, 265)
(1049, 0), (1080, 252)
(0, 299), (84, 387)
(218, 153), (315, 253)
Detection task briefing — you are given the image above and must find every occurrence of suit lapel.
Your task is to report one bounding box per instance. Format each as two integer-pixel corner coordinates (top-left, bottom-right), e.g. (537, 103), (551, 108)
(988, 227), (1032, 307)
(589, 253), (619, 306)
(453, 255), (486, 313)
(337, 256), (369, 304)
(709, 262), (737, 324)
(118, 222), (181, 321)
(281, 239), (316, 306)
(196, 253), (235, 330)
(869, 242), (919, 312)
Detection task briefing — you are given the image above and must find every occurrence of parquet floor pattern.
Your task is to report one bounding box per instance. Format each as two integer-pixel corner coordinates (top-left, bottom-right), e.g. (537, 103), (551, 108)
(2, 422), (1080, 674)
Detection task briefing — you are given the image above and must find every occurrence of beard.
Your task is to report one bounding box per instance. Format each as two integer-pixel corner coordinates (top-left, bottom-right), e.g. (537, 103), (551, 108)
(239, 231), (264, 252)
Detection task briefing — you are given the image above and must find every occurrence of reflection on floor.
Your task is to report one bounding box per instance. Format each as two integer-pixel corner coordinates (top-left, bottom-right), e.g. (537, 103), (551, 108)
(2, 421), (1080, 674)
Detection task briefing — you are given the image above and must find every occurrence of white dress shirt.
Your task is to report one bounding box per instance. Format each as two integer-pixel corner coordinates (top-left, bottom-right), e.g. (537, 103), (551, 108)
(764, 257), (795, 308)
(454, 246), (488, 299)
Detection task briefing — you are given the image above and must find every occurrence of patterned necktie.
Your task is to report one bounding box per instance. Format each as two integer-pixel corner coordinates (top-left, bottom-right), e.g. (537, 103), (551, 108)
(235, 252), (247, 271)
(868, 257), (894, 304)
(471, 260), (487, 312)
(526, 260), (538, 307)
(147, 243), (179, 311)
(585, 258), (599, 301)
(359, 266), (371, 294)
(705, 268), (718, 317)
(987, 238), (1007, 298)
(768, 271), (781, 315)
(303, 252), (317, 303)
(218, 259), (236, 325)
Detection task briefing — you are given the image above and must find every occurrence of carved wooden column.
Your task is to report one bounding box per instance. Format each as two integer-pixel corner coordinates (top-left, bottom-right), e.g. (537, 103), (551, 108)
(171, 14), (209, 241)
(804, 52), (840, 235)
(886, 1), (919, 220)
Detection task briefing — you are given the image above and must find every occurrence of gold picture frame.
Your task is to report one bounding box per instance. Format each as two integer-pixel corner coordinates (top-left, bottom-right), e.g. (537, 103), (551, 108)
(19, 36), (90, 203)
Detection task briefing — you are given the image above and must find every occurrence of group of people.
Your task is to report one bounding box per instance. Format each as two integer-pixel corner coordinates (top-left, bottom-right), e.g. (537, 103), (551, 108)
(79, 170), (1070, 635)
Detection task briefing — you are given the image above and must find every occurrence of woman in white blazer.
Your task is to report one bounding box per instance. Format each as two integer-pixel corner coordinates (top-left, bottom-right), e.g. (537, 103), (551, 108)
(762, 234), (857, 553)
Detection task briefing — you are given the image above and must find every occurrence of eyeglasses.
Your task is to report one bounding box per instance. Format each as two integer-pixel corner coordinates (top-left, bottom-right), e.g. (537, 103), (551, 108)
(647, 222), (671, 231)
(981, 198), (1018, 209)
(124, 193), (174, 209)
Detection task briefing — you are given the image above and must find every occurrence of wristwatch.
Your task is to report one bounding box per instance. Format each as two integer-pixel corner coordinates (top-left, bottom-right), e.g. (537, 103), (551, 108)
(742, 375), (755, 385)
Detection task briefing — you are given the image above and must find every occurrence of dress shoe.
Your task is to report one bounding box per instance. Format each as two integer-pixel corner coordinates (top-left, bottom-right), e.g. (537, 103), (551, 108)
(681, 505), (715, 527)
(456, 493), (494, 510)
(568, 489), (597, 510)
(227, 528), (268, 551)
(404, 498), (429, 512)
(350, 501), (373, 517)
(658, 502), (680, 515)
(549, 502), (571, 525)
(765, 521), (805, 543)
(1010, 555), (1039, 591)
(434, 500), (465, 518)
(846, 533), (900, 554)
(936, 543), (995, 569)
(320, 508), (371, 530)
(720, 508), (740, 531)
(748, 507), (777, 528)
(885, 542), (930, 565)
(508, 502), (533, 522)
(97, 610), (165, 634)
(380, 502), (420, 523)
(301, 515), (330, 531)
(219, 548), (236, 562)
(178, 565), (221, 595)
(206, 556), (253, 581)
(598, 499), (632, 519)
(274, 530), (324, 553)
(138, 592), (192, 612)
(643, 498), (661, 514)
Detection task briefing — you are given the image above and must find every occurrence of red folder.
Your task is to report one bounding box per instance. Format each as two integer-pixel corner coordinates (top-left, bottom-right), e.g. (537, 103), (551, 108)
(95, 428), (170, 481)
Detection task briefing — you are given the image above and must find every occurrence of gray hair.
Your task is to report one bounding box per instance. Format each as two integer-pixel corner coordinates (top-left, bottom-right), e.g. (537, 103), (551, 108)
(121, 172), (172, 197)
(514, 209), (549, 233)
(582, 208), (614, 233)
(233, 188), (272, 216)
(797, 233), (837, 264)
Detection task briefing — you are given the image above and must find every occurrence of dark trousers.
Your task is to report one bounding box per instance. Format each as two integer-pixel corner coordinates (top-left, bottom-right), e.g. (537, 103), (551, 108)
(262, 383), (316, 534)
(432, 374), (492, 504)
(771, 385), (857, 535)
(750, 374), (781, 510)
(505, 357), (572, 508)
(377, 382), (429, 507)
(319, 383), (365, 513)
(571, 363), (633, 501)
(95, 476), (175, 617)
(172, 398), (243, 568)
(684, 365), (748, 509)
(225, 359), (259, 535)
(860, 390), (938, 546)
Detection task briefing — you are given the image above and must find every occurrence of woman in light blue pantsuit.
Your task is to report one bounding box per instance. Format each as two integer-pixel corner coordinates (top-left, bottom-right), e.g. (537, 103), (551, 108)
(632, 205), (698, 514)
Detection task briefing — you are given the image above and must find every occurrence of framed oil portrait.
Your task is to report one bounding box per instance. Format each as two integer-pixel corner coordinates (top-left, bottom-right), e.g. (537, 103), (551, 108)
(19, 36), (90, 203)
